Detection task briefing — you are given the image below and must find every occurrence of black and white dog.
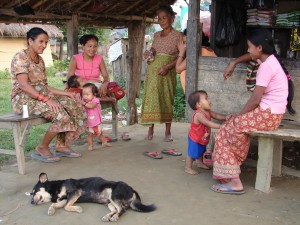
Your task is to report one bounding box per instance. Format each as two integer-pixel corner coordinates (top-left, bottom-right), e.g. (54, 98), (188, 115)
(31, 173), (156, 222)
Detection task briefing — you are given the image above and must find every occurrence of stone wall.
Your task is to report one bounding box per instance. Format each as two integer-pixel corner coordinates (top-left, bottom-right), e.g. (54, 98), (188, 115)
(196, 56), (300, 122)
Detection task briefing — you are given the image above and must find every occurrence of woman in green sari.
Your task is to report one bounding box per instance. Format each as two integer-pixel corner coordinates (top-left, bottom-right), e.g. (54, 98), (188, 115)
(141, 5), (182, 142)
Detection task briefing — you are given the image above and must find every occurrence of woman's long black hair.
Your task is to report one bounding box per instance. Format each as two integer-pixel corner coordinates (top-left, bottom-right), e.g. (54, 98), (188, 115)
(247, 29), (295, 115)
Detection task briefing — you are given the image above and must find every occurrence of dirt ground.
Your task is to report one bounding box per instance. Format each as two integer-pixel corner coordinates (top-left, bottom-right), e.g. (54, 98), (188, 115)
(0, 122), (300, 225)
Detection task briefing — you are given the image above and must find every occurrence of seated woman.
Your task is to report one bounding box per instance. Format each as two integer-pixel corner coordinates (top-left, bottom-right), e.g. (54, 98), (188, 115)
(11, 27), (86, 162)
(67, 34), (115, 101)
(176, 29), (217, 93)
(210, 29), (295, 194)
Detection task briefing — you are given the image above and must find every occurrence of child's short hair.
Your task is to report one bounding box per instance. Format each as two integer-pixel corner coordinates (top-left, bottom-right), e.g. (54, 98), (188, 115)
(67, 75), (80, 88)
(188, 90), (207, 110)
(83, 83), (99, 97)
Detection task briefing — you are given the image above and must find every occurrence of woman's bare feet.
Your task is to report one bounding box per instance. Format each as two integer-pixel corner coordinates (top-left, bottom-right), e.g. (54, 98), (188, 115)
(212, 178), (244, 191)
(145, 127), (154, 140)
(219, 179), (231, 184)
(195, 160), (210, 170)
(35, 146), (60, 161)
(102, 142), (112, 147)
(184, 167), (199, 175)
(88, 145), (94, 151)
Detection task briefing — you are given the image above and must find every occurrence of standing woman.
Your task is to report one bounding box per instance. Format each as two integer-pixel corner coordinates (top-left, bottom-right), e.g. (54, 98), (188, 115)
(141, 5), (182, 142)
(67, 34), (112, 100)
(210, 29), (295, 194)
(11, 27), (86, 162)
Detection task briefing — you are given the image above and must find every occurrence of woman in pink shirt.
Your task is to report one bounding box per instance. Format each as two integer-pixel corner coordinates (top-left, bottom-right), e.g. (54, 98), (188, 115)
(210, 29), (296, 195)
(67, 34), (112, 99)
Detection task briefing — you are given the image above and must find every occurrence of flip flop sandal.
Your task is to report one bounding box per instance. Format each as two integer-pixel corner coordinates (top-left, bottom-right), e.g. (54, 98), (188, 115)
(143, 151), (163, 159)
(54, 149), (82, 158)
(31, 153), (60, 163)
(98, 136), (118, 144)
(161, 149), (182, 156)
(210, 184), (245, 195)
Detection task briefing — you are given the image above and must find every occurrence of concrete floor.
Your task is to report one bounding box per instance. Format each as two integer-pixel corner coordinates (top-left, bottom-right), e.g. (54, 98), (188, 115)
(0, 123), (300, 225)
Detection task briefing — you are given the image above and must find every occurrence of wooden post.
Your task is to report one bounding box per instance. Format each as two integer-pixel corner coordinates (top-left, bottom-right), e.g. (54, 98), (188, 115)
(185, 0), (200, 121)
(127, 21), (146, 125)
(66, 14), (79, 59)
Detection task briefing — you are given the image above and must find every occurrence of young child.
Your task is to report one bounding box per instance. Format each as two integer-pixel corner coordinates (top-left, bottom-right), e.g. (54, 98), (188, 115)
(66, 75), (84, 95)
(82, 83), (112, 150)
(185, 90), (226, 175)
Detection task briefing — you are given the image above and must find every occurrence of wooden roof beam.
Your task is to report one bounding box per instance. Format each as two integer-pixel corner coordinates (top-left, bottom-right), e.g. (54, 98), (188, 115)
(120, 0), (144, 14)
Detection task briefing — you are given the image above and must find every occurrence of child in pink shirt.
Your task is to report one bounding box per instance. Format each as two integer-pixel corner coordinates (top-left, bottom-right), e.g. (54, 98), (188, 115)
(82, 83), (112, 150)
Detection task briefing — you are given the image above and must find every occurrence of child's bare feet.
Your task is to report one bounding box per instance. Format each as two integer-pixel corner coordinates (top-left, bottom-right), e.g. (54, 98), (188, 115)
(195, 160), (210, 170)
(102, 142), (112, 147)
(88, 145), (94, 151)
(184, 167), (199, 175)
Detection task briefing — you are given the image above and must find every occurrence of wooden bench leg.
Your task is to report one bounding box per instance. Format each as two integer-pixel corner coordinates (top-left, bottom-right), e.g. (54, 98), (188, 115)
(255, 136), (274, 193)
(272, 138), (282, 176)
(111, 105), (118, 139)
(12, 123), (26, 175)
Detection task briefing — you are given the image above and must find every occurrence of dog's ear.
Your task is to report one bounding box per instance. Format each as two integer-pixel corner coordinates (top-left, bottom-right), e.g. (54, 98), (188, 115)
(39, 173), (48, 183)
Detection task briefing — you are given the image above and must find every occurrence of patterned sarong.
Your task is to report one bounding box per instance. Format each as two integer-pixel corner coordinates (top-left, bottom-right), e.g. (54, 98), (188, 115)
(212, 107), (283, 179)
(141, 53), (177, 124)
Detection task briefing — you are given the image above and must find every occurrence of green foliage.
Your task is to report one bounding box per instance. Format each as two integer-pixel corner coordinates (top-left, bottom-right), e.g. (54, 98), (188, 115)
(46, 59), (70, 77)
(59, 25), (111, 45)
(0, 69), (10, 79)
(173, 75), (186, 121)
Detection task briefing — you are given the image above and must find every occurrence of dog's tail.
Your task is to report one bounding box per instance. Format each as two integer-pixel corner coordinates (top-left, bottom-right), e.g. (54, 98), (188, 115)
(130, 192), (156, 213)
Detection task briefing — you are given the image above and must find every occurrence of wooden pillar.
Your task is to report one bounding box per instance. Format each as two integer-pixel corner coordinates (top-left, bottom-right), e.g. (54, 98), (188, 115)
(185, 0), (200, 121)
(127, 21), (146, 125)
(66, 14), (79, 59)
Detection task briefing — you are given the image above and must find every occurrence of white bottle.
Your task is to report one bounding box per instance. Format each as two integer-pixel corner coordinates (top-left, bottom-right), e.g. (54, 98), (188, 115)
(22, 104), (29, 118)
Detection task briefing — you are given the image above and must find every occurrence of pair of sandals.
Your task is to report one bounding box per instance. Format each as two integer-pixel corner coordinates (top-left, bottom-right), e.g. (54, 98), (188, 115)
(31, 147), (81, 163)
(143, 149), (182, 159)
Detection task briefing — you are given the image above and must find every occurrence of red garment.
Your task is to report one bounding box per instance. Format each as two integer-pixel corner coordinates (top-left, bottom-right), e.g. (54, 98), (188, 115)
(213, 107), (283, 179)
(68, 88), (82, 95)
(188, 109), (211, 145)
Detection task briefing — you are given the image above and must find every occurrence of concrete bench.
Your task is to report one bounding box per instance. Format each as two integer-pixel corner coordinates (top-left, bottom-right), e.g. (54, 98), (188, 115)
(251, 129), (300, 193)
(210, 128), (300, 193)
(0, 102), (118, 175)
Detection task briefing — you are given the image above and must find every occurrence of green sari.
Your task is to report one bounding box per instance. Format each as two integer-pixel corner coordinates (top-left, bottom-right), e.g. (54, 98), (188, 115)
(141, 53), (177, 125)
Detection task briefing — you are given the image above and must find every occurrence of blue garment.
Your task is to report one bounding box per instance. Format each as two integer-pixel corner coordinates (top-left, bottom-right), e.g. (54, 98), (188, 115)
(187, 136), (206, 159)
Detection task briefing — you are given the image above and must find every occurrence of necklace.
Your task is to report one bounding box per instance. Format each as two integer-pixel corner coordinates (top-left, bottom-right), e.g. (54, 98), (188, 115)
(82, 53), (94, 80)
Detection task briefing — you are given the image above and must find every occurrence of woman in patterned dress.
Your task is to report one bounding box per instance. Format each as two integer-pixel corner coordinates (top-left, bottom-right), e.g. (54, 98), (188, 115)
(10, 27), (86, 162)
(210, 29), (295, 194)
(141, 5), (182, 142)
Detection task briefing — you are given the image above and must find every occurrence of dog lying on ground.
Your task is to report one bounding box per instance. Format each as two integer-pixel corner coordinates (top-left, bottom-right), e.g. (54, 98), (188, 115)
(30, 173), (156, 222)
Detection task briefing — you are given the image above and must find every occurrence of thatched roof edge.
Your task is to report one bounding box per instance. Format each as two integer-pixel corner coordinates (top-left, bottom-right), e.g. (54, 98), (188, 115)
(0, 23), (63, 39)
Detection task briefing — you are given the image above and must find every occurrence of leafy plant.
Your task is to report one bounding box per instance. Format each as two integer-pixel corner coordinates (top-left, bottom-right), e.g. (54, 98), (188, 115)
(0, 69), (10, 79)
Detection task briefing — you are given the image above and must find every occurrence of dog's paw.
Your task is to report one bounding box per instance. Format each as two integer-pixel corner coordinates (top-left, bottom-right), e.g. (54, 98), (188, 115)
(110, 214), (119, 222)
(101, 215), (111, 222)
(48, 207), (56, 216)
(74, 206), (83, 213)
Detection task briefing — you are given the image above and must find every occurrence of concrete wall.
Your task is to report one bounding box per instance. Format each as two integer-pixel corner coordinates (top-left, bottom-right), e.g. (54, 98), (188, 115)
(0, 38), (53, 71)
(197, 56), (300, 122)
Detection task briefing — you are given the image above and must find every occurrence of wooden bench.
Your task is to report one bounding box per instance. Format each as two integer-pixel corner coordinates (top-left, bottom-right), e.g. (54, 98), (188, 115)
(210, 128), (300, 193)
(0, 102), (118, 175)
